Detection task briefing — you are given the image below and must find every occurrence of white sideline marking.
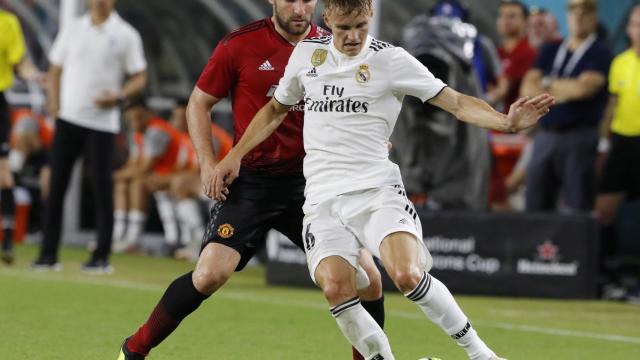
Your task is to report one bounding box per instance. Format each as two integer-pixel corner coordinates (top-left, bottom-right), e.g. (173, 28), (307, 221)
(3, 270), (640, 345)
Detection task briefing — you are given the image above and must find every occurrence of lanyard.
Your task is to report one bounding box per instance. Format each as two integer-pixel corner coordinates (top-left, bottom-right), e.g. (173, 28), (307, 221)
(550, 34), (597, 78)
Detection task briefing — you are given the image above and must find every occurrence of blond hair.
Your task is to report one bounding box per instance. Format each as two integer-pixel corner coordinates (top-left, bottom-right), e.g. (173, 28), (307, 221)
(324, 0), (372, 16)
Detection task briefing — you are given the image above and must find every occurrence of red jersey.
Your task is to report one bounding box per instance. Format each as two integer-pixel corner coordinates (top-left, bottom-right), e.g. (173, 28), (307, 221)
(498, 38), (537, 113)
(196, 18), (329, 173)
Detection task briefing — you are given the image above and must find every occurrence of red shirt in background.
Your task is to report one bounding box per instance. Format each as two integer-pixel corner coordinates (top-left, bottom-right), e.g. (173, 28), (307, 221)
(498, 38), (537, 113)
(196, 18), (329, 173)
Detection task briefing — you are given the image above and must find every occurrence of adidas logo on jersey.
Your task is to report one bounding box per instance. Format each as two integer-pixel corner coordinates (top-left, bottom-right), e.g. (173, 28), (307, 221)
(258, 60), (275, 71)
(306, 67), (318, 77)
(399, 218), (409, 225)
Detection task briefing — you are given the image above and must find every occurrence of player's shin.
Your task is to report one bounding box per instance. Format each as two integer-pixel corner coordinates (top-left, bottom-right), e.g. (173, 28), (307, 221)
(176, 198), (204, 245)
(112, 209), (127, 242)
(405, 272), (495, 360)
(355, 272), (385, 360)
(124, 210), (146, 246)
(331, 297), (394, 360)
(154, 192), (179, 246)
(127, 271), (210, 356)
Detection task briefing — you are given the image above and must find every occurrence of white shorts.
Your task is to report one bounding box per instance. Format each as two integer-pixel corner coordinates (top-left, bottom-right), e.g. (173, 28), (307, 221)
(302, 185), (433, 284)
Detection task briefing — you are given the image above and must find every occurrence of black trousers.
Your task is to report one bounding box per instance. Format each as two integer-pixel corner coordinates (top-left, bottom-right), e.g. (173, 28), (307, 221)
(0, 92), (9, 157)
(526, 127), (598, 212)
(40, 119), (115, 261)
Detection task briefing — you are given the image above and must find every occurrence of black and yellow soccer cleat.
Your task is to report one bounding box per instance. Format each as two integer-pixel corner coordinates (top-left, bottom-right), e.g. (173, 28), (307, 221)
(117, 338), (145, 360)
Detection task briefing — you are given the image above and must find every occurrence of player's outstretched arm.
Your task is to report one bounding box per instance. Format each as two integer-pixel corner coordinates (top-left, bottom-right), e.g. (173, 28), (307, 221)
(428, 87), (555, 133)
(187, 87), (222, 199)
(210, 98), (291, 200)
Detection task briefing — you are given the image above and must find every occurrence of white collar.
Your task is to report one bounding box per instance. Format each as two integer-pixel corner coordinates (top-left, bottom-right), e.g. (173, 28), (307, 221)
(81, 11), (120, 30)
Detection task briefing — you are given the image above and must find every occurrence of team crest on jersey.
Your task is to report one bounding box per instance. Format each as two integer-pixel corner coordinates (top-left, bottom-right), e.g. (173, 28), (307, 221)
(311, 49), (328, 67)
(217, 224), (235, 239)
(356, 64), (371, 83)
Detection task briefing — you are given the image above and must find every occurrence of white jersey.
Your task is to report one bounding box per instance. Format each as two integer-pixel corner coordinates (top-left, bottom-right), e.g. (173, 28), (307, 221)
(274, 35), (446, 207)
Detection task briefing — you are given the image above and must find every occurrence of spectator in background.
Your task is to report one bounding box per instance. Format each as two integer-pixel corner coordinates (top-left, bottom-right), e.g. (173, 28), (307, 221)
(168, 98), (232, 260)
(487, 1), (537, 211)
(0, 9), (45, 264)
(8, 110), (52, 237)
(521, 0), (611, 212)
(595, 4), (640, 263)
(33, 0), (147, 272)
(112, 98), (186, 253)
(487, 0), (537, 113)
(528, 7), (562, 49)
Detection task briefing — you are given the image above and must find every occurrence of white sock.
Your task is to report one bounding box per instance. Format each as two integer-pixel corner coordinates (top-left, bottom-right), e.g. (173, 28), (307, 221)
(154, 192), (179, 245)
(113, 210), (127, 241)
(124, 210), (146, 245)
(406, 272), (495, 360)
(331, 297), (394, 360)
(176, 199), (204, 246)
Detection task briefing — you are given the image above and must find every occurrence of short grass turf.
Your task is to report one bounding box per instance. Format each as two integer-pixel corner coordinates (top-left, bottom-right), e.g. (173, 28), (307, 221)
(1, 245), (639, 359)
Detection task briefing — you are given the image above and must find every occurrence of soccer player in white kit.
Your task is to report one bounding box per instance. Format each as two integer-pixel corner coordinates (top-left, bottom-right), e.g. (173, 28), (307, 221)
(211, 1), (554, 359)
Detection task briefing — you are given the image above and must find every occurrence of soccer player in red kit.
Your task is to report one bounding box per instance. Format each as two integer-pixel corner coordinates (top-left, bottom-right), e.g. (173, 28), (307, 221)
(117, 1), (385, 359)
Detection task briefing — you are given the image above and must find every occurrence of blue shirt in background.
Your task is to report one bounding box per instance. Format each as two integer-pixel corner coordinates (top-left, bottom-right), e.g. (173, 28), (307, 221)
(534, 39), (612, 130)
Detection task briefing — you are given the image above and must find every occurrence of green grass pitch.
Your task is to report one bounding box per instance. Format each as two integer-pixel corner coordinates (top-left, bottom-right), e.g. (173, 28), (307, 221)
(1, 245), (639, 359)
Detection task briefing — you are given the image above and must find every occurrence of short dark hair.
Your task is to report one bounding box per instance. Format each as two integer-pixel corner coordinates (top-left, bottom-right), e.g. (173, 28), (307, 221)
(123, 96), (148, 111)
(324, 0), (372, 15)
(500, 0), (530, 18)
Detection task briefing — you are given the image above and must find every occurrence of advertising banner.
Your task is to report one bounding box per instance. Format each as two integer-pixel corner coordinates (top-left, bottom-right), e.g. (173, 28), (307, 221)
(266, 212), (600, 298)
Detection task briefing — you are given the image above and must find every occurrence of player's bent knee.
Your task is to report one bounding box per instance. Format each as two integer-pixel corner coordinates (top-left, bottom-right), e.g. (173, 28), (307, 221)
(388, 267), (423, 293)
(192, 243), (241, 295)
(357, 279), (382, 301)
(191, 268), (230, 295)
(321, 278), (358, 306)
(358, 266), (382, 300)
(314, 256), (358, 305)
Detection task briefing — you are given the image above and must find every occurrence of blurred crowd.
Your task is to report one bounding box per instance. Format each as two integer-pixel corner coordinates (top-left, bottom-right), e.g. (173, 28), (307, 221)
(0, 0), (638, 287)
(392, 0), (640, 296)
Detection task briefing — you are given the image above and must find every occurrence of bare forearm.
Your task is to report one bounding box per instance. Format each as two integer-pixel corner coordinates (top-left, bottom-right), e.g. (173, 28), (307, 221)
(521, 77), (544, 98)
(231, 100), (287, 159)
(15, 58), (40, 82)
(549, 72), (605, 103)
(431, 87), (554, 136)
(47, 67), (61, 113)
(121, 72), (147, 99)
(456, 94), (511, 132)
(187, 102), (216, 165)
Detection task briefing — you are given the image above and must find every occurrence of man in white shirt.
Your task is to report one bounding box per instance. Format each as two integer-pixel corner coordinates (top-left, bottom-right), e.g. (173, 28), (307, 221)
(33, 0), (147, 273)
(211, 0), (553, 359)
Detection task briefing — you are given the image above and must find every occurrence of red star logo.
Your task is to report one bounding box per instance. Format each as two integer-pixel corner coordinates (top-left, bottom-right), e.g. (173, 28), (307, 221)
(537, 240), (558, 261)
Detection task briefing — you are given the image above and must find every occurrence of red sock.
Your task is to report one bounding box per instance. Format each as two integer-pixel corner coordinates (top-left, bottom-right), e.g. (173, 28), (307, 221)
(127, 303), (180, 356)
(352, 346), (365, 360)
